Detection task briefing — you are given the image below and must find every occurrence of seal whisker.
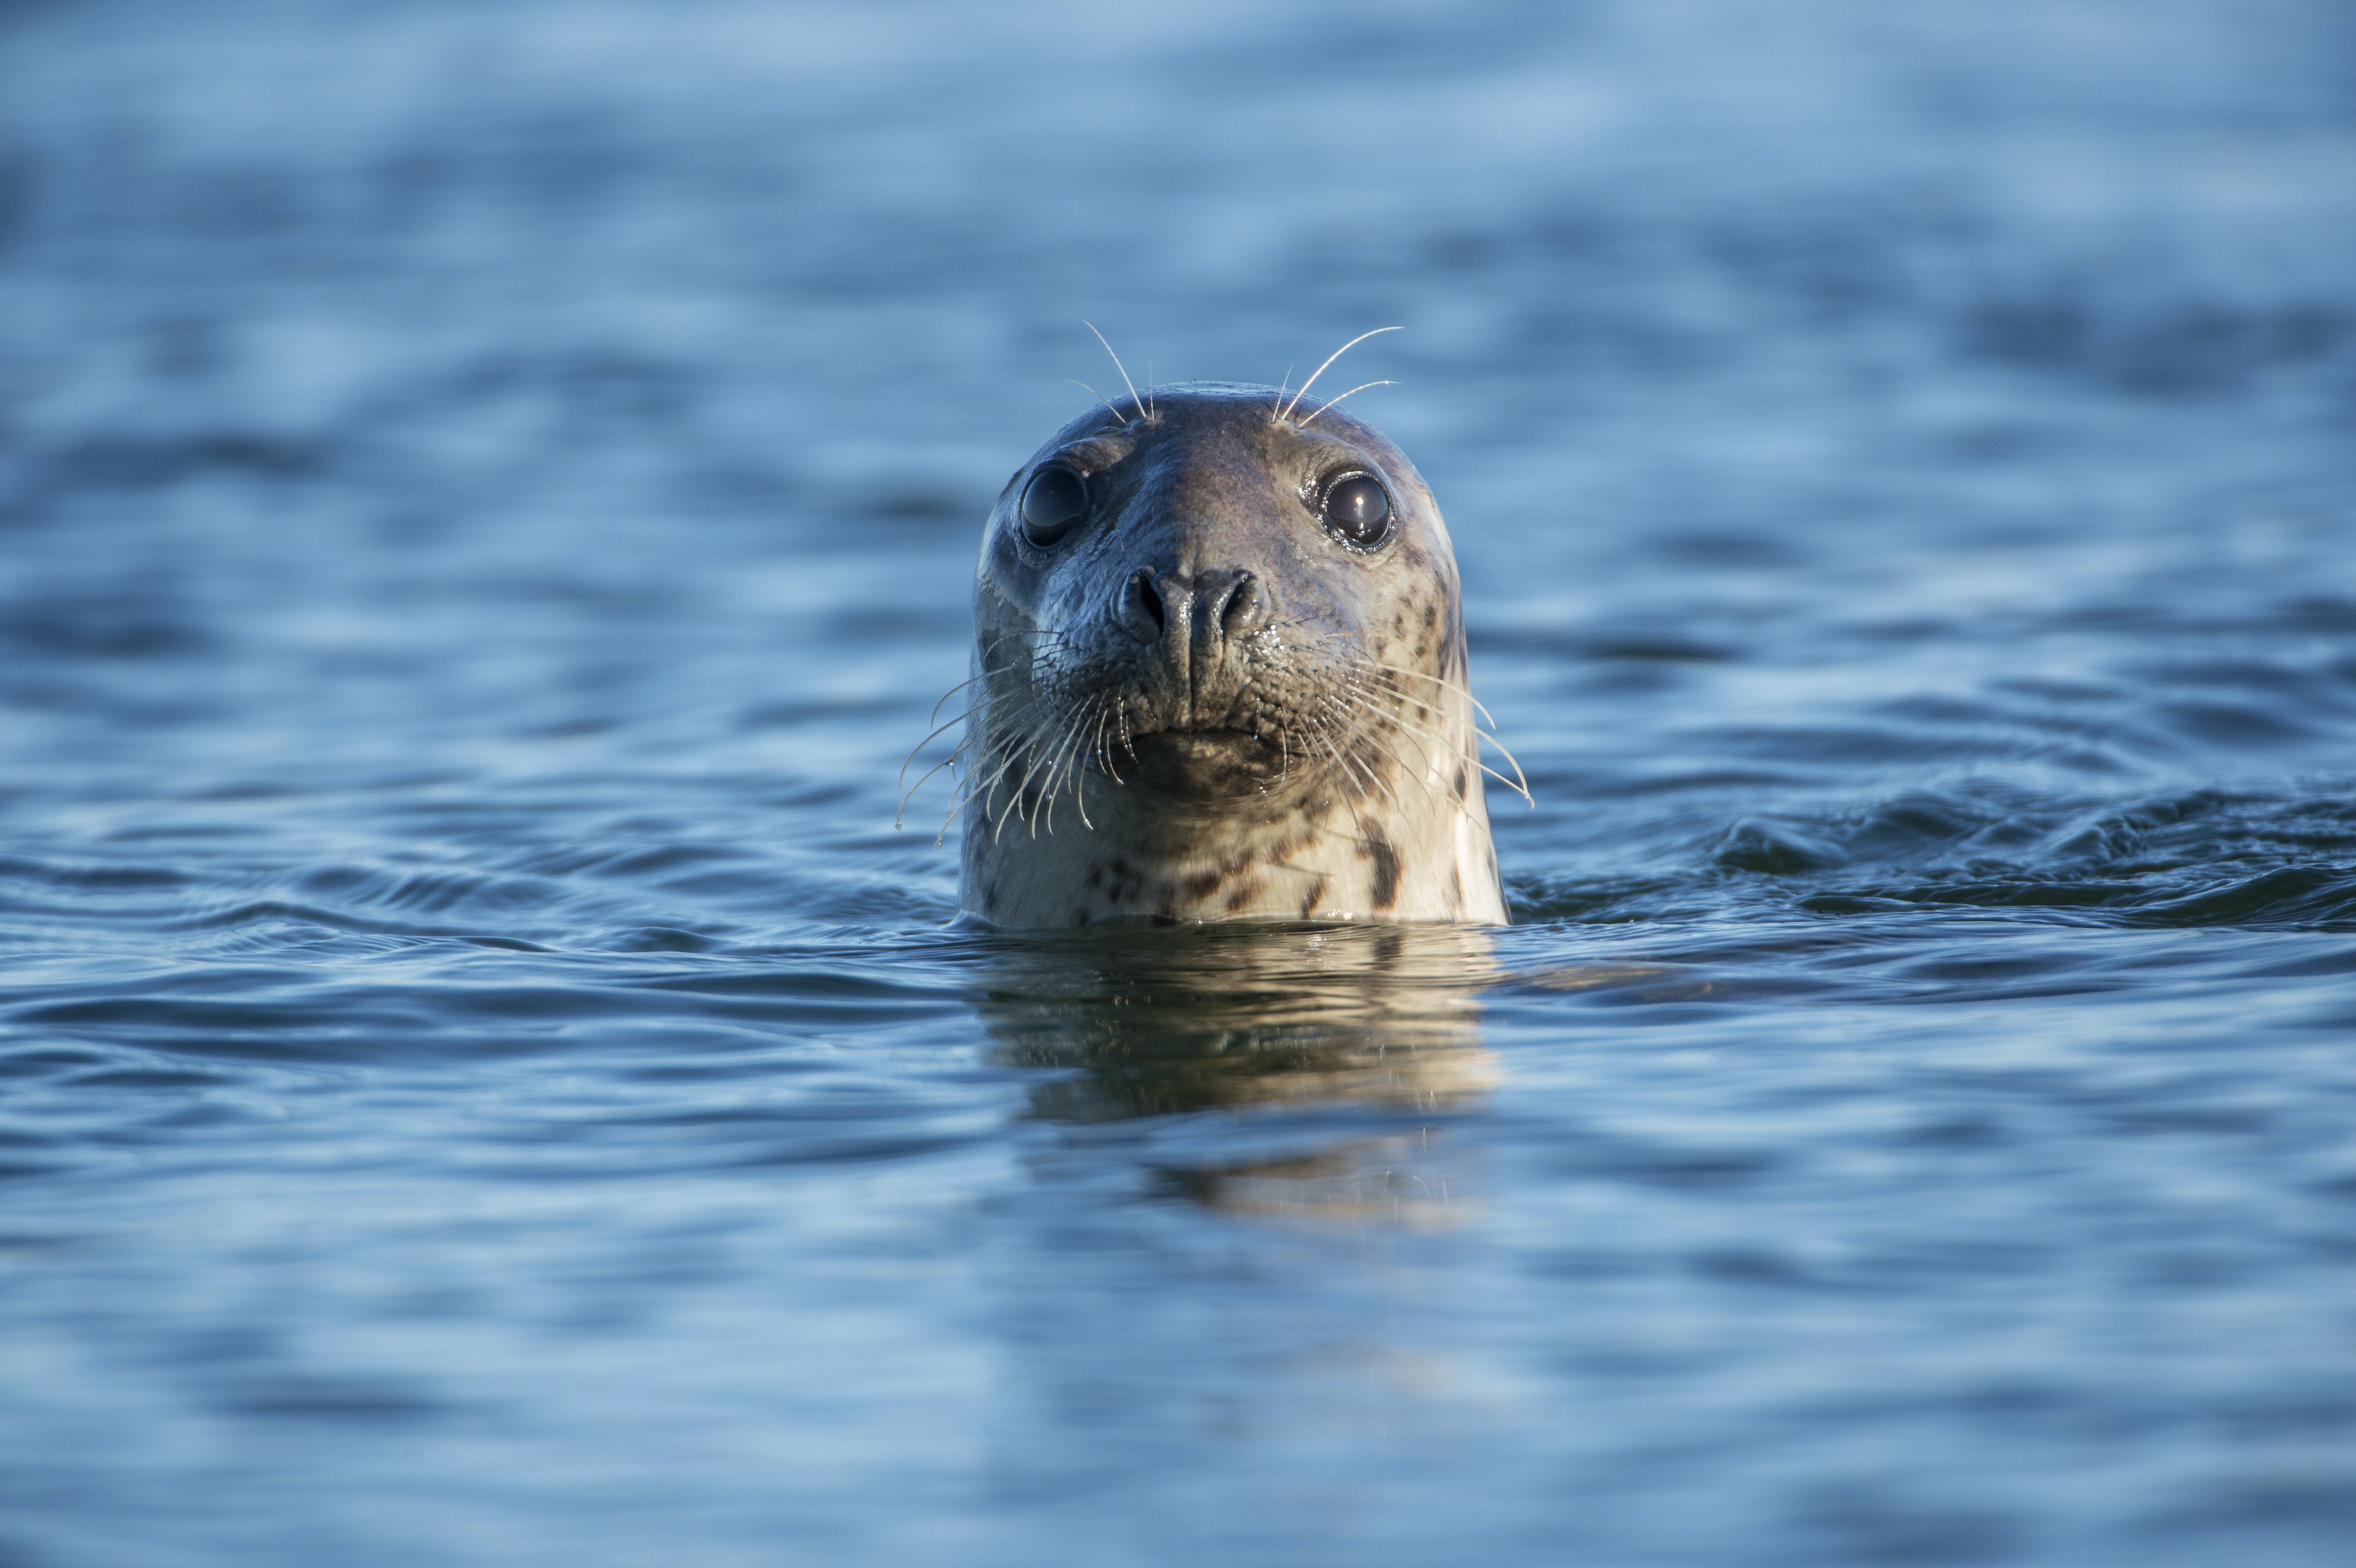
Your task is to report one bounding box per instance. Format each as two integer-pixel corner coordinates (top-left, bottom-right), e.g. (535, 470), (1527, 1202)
(1327, 680), (1458, 789)
(1034, 696), (1100, 835)
(989, 729), (1052, 843)
(1367, 691), (1531, 806)
(1067, 697), (1110, 830)
(942, 685), (1052, 812)
(1297, 710), (1363, 809)
(934, 717), (1034, 844)
(1304, 652), (1509, 833)
(1336, 677), (1458, 740)
(895, 701), (989, 829)
(897, 744), (971, 829)
(1305, 715), (1408, 875)
(996, 702), (1073, 838)
(932, 721), (1002, 838)
(903, 633), (1091, 827)
(947, 631), (1093, 829)
(1474, 760), (1534, 801)
(961, 692), (1054, 826)
(1023, 701), (1074, 832)
(1298, 380), (1398, 431)
(952, 735), (1029, 835)
(1067, 379), (1130, 426)
(1279, 327), (1401, 423)
(1320, 684), (1473, 825)
(1356, 657), (1507, 734)
(1355, 659), (1531, 802)
(1076, 693), (1123, 822)
(927, 671), (991, 727)
(1083, 321), (1144, 419)
(1331, 670), (1479, 765)
(938, 730), (1032, 838)
(1309, 691), (1409, 817)
(1029, 688), (1103, 835)
(1282, 626), (1509, 748)
(929, 698), (1026, 820)
(1088, 700), (1126, 788)
(899, 705), (979, 790)
(1193, 619), (1519, 812)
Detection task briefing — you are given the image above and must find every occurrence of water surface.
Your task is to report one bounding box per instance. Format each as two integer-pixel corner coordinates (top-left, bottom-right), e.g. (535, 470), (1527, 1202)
(4, 1), (2355, 1563)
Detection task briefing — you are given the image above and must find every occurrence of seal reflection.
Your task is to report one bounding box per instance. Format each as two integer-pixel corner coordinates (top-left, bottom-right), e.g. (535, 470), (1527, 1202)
(978, 922), (1499, 1225)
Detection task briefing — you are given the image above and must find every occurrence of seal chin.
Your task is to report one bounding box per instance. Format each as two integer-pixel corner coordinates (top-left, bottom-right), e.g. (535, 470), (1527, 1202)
(1118, 728), (1278, 801)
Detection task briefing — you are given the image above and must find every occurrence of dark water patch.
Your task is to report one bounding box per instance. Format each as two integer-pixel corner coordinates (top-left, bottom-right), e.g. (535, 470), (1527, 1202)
(607, 925), (722, 954)
(1853, 866), (2356, 932)
(2125, 866), (2356, 928)
(851, 485), (995, 525)
(1712, 722), (2004, 768)
(1962, 292), (2355, 398)
(13, 991), (436, 1061)
(1550, 768), (1816, 803)
(2231, 944), (2356, 979)
(31, 430), (329, 492)
(1656, 532), (1806, 568)
(213, 1374), (449, 1423)
(0, 599), (215, 661)
(1477, 627), (1741, 664)
(2161, 698), (2320, 749)
(69, 1064), (238, 1090)
(0, 855), (194, 894)
(738, 695), (905, 730)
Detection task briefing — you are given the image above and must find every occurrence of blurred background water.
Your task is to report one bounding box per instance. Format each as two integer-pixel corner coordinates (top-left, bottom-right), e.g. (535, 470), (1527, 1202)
(3, 0), (2355, 1563)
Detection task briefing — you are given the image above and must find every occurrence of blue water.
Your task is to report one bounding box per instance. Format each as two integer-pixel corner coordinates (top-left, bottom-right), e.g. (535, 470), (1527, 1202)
(4, 1), (2355, 1563)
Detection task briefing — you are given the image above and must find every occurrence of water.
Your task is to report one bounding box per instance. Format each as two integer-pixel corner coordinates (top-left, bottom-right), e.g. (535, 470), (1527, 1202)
(3, 0), (2354, 1562)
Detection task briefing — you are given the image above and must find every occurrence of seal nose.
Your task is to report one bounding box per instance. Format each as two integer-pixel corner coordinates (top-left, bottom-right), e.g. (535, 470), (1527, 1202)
(1120, 568), (1270, 653)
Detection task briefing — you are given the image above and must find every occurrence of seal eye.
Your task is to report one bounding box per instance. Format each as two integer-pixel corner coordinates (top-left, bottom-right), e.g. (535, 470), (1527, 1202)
(1020, 466), (1088, 548)
(1320, 472), (1393, 548)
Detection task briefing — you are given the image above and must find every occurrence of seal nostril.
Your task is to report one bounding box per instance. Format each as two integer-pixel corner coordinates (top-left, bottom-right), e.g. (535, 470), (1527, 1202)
(1129, 570), (1165, 634)
(1218, 571), (1262, 638)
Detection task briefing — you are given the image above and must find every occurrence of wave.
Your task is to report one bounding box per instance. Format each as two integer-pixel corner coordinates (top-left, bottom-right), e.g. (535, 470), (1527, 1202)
(1516, 785), (2356, 930)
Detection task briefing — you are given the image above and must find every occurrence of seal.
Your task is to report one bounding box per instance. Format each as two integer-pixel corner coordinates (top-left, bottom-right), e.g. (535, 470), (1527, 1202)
(942, 365), (1516, 927)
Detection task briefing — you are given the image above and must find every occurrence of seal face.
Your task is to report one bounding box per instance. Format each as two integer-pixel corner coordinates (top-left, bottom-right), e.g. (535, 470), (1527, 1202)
(957, 382), (1509, 927)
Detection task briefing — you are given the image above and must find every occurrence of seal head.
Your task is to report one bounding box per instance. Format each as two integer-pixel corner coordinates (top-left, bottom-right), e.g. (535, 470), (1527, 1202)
(957, 382), (1508, 926)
